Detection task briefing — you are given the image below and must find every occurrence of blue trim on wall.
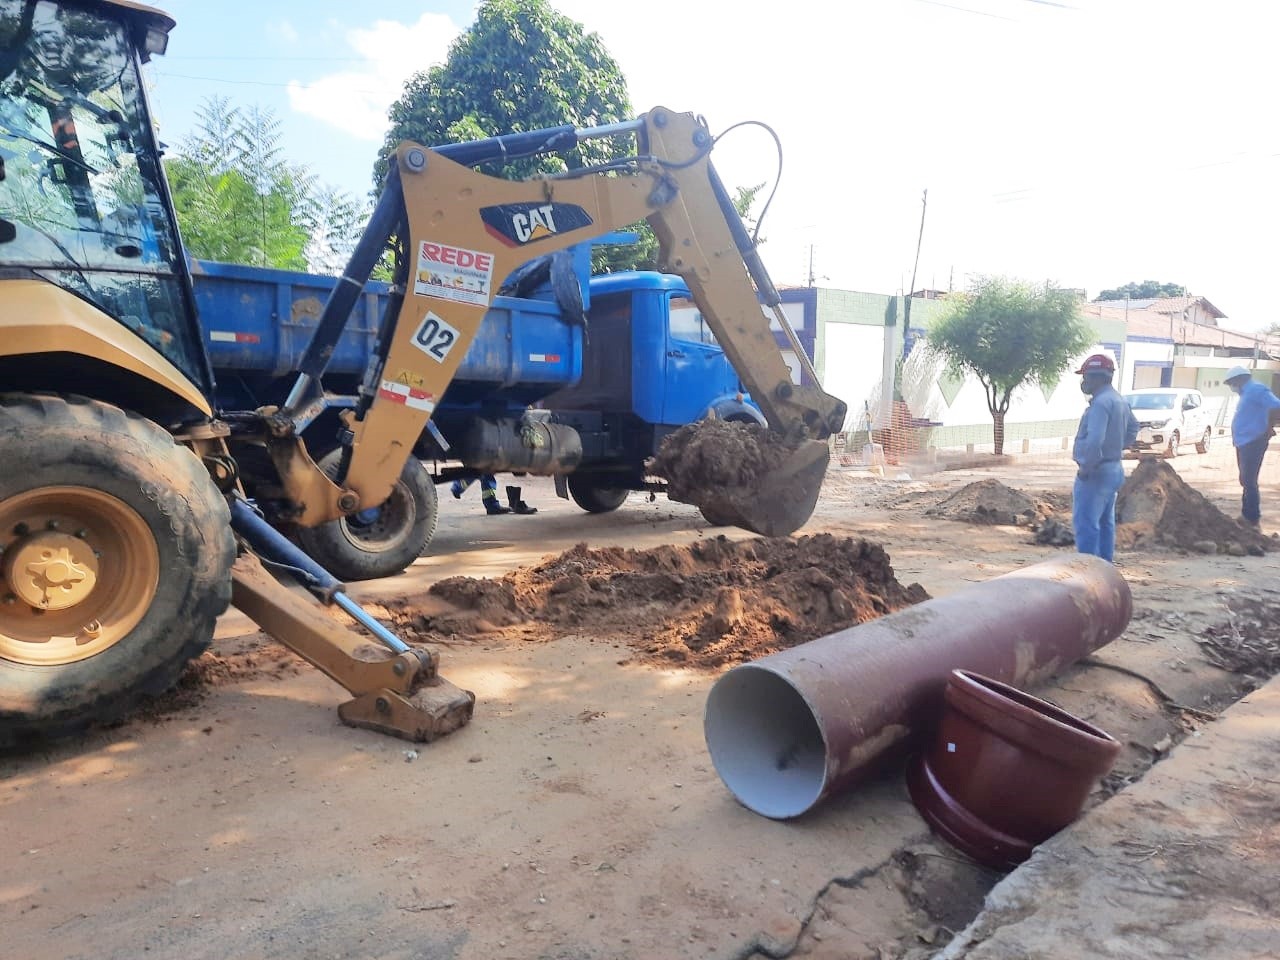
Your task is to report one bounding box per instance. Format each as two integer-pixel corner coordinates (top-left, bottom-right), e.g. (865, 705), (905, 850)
(1132, 360), (1172, 368)
(1126, 335), (1175, 345)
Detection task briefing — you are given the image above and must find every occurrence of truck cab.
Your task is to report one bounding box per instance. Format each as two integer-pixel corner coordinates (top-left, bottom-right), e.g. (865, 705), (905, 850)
(539, 271), (762, 508)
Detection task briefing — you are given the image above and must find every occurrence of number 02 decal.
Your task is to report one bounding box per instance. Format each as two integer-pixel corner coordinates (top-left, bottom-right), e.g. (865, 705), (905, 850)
(411, 310), (461, 363)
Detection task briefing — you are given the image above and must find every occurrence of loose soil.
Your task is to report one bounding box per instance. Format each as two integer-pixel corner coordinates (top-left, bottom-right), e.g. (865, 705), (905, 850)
(1115, 457), (1275, 554)
(647, 418), (796, 496)
(955, 459), (1280, 555)
(381, 533), (929, 669)
(925, 478), (1056, 526)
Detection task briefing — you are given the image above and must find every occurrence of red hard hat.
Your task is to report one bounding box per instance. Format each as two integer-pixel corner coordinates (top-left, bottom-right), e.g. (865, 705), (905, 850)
(1075, 353), (1115, 375)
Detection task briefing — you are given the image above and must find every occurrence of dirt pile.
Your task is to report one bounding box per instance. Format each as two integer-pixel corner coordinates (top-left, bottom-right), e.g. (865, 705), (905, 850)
(384, 534), (929, 669)
(926, 479), (1053, 526)
(1116, 459), (1273, 555)
(647, 418), (795, 495)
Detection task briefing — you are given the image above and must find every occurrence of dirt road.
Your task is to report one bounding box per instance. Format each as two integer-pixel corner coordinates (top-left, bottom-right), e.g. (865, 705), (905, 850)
(4, 447), (1279, 959)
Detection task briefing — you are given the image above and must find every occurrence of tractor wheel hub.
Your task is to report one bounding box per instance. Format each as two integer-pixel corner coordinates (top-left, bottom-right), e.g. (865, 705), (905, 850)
(4, 531), (100, 610)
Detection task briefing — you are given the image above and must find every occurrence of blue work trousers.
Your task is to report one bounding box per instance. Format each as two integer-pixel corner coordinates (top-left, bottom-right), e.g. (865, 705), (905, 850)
(1236, 434), (1271, 524)
(1073, 460), (1126, 562)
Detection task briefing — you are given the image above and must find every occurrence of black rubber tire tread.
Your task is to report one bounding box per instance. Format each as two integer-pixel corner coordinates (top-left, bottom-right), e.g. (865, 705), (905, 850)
(0, 393), (234, 747)
(567, 474), (630, 514)
(1195, 429), (1211, 455)
(294, 454), (438, 581)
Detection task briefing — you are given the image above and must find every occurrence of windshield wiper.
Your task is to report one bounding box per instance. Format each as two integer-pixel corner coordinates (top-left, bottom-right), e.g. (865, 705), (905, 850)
(0, 121), (100, 176)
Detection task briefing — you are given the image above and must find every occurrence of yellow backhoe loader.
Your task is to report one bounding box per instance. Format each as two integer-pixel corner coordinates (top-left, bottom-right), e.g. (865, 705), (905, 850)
(0, 0), (846, 746)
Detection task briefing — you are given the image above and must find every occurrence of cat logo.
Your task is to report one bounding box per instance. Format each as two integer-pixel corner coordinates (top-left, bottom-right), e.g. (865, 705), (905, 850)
(480, 201), (594, 247)
(513, 204), (557, 243)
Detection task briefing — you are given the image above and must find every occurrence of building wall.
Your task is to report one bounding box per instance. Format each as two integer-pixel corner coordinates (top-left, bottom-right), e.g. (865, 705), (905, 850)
(1120, 337), (1174, 391)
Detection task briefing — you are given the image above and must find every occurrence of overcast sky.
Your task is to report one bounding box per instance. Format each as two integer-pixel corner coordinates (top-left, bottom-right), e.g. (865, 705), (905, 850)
(150, 0), (1278, 329)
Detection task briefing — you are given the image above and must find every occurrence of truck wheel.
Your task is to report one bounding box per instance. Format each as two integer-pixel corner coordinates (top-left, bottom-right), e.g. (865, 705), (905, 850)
(1195, 428), (1211, 454)
(0, 394), (234, 746)
(567, 475), (630, 514)
(294, 451), (438, 581)
(1164, 430), (1180, 458)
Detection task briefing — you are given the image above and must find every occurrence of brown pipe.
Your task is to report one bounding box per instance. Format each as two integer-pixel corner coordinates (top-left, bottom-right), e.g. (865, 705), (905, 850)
(702, 553), (1132, 819)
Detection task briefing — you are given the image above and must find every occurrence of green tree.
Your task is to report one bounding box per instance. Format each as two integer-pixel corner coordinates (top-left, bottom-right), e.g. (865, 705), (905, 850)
(380, 0), (658, 273)
(378, 0), (630, 185)
(1096, 280), (1186, 301)
(926, 276), (1093, 455)
(378, 0), (771, 278)
(166, 97), (364, 272)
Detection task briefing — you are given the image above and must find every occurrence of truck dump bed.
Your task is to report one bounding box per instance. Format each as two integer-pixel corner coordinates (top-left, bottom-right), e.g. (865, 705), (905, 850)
(191, 254), (588, 408)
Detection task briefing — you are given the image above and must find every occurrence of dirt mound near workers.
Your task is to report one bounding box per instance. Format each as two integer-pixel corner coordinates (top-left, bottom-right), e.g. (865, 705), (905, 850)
(1116, 459), (1274, 555)
(926, 479), (1056, 526)
(1031, 460), (1275, 555)
(383, 534), (929, 669)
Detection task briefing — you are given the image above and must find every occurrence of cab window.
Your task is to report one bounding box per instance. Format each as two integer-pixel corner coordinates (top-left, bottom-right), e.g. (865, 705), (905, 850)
(668, 294), (719, 346)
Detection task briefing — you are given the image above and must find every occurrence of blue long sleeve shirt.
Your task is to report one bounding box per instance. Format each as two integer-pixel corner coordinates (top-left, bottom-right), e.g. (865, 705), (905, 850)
(1073, 385), (1138, 475)
(1231, 380), (1280, 447)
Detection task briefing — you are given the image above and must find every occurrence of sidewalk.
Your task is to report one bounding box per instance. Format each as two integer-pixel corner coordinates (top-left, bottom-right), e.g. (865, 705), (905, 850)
(938, 675), (1280, 959)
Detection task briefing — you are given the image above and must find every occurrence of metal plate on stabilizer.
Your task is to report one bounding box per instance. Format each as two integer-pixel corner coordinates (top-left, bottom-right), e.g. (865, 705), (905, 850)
(690, 439), (830, 537)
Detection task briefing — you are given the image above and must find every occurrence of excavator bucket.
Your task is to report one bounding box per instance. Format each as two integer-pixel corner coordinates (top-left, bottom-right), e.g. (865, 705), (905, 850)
(689, 438), (830, 536)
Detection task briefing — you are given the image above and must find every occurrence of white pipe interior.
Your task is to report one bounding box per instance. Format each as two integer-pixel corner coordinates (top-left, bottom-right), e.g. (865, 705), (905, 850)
(703, 664), (828, 819)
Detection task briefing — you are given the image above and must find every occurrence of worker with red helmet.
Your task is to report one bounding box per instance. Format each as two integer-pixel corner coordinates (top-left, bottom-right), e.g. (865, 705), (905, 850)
(1072, 353), (1138, 562)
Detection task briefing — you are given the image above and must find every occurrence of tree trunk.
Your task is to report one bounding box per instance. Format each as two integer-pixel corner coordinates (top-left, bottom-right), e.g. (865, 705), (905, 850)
(993, 410), (1006, 456)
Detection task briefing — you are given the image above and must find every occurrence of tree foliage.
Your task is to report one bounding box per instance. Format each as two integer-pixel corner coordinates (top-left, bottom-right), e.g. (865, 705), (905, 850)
(926, 277), (1093, 455)
(165, 97), (365, 272)
(377, 0), (631, 186)
(1096, 279), (1186, 301)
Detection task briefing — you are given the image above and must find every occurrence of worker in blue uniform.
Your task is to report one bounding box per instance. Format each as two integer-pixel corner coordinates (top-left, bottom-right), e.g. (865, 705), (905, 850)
(450, 475), (537, 515)
(451, 474), (509, 514)
(1224, 365), (1280, 531)
(1072, 354), (1138, 562)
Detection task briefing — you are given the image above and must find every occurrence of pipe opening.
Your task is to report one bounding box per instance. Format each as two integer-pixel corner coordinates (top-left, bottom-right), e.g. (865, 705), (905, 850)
(703, 665), (826, 819)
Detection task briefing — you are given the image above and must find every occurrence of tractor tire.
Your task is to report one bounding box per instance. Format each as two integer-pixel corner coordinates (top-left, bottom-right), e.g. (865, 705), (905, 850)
(567, 474), (630, 514)
(0, 394), (234, 747)
(1195, 428), (1211, 455)
(1164, 430), (1180, 458)
(294, 451), (437, 581)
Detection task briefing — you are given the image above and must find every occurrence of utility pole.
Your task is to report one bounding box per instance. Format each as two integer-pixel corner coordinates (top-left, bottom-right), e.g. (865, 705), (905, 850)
(903, 189), (928, 334)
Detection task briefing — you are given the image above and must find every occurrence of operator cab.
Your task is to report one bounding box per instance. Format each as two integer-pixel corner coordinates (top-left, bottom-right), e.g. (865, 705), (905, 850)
(0, 0), (210, 393)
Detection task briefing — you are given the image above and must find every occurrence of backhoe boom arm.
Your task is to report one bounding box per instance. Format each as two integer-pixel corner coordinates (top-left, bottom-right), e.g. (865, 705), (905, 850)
(271, 107), (846, 525)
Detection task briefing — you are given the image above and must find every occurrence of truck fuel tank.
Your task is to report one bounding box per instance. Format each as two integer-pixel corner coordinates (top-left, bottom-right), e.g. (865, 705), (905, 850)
(457, 415), (583, 475)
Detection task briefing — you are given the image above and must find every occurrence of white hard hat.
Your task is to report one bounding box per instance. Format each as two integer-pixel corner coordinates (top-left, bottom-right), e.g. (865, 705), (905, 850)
(1225, 365), (1252, 383)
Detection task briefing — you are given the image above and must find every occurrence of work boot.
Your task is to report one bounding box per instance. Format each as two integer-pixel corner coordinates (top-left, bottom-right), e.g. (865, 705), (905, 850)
(484, 497), (511, 515)
(450, 479), (465, 500)
(507, 486), (537, 515)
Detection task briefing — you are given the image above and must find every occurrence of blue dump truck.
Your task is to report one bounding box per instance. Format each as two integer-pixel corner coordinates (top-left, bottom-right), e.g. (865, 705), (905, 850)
(192, 243), (763, 578)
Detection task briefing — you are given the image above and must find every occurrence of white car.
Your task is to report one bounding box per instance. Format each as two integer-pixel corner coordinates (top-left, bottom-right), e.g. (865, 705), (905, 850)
(1124, 388), (1213, 456)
